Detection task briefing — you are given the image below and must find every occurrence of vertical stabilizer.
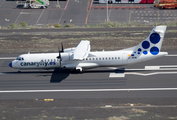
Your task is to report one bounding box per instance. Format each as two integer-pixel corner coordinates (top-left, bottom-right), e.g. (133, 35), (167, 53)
(128, 26), (167, 56)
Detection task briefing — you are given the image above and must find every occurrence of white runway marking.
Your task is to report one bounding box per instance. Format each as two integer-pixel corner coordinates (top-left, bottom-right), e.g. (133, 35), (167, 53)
(145, 65), (177, 70)
(109, 73), (125, 77)
(0, 88), (177, 93)
(166, 54), (177, 56)
(0, 57), (16, 59)
(110, 72), (177, 77)
(109, 65), (177, 77)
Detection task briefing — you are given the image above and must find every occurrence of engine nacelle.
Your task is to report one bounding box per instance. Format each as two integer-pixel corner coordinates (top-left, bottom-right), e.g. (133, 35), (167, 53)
(64, 47), (75, 53)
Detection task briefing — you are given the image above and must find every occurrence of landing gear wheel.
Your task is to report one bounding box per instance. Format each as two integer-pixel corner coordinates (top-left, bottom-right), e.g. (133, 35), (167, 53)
(28, 5), (31, 9)
(17, 69), (21, 73)
(40, 6), (44, 9)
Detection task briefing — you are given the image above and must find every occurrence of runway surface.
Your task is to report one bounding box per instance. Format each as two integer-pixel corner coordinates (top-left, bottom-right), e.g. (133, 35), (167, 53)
(1, 51), (177, 100)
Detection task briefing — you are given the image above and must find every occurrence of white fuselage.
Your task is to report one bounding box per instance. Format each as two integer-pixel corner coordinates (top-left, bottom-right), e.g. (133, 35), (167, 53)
(10, 50), (167, 70)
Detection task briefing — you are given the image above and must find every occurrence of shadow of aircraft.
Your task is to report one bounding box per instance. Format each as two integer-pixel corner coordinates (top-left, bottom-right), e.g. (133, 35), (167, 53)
(50, 68), (70, 83)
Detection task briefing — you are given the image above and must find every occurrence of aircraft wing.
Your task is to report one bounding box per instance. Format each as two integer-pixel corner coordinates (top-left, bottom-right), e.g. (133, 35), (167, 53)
(72, 40), (90, 60)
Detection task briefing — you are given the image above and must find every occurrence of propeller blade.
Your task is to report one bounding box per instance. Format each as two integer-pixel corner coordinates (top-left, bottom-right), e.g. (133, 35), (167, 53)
(56, 47), (60, 59)
(60, 59), (62, 69)
(61, 42), (64, 53)
(56, 42), (64, 69)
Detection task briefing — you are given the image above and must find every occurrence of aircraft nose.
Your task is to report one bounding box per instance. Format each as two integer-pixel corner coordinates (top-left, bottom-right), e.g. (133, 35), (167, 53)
(9, 62), (12, 68)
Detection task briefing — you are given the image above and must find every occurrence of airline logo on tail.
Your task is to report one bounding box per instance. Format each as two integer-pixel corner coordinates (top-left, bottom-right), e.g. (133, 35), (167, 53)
(131, 26), (166, 57)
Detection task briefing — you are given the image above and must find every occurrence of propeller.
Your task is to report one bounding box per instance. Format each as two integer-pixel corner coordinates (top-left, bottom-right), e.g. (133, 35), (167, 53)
(56, 42), (64, 68)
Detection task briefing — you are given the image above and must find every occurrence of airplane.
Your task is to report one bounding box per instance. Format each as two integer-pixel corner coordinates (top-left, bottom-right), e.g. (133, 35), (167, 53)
(9, 26), (168, 72)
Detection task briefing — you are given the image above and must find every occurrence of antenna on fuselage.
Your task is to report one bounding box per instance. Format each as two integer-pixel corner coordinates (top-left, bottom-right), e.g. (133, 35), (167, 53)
(28, 52), (30, 54)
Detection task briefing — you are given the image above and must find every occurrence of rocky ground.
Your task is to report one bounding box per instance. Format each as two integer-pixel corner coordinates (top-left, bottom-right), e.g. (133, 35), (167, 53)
(1, 98), (177, 120)
(0, 28), (177, 54)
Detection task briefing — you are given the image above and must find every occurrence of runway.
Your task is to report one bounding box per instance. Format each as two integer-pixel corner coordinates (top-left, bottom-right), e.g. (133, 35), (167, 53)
(1, 52), (177, 100)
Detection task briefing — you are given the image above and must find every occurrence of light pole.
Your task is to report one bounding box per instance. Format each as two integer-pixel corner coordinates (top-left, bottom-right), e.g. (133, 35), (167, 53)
(57, 0), (59, 7)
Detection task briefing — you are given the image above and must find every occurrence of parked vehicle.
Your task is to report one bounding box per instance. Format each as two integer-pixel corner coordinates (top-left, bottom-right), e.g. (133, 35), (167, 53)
(16, 0), (49, 9)
(99, 0), (155, 4)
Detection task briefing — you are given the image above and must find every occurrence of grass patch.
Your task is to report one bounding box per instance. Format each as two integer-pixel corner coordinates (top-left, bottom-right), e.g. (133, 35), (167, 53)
(54, 23), (63, 28)
(65, 23), (74, 28)
(4, 21), (177, 30)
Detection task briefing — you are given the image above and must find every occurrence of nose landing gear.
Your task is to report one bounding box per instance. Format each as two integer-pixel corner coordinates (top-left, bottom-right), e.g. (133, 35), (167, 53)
(17, 69), (21, 73)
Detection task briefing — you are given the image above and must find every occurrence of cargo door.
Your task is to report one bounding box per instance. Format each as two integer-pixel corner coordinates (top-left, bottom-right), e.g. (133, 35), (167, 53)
(122, 53), (128, 65)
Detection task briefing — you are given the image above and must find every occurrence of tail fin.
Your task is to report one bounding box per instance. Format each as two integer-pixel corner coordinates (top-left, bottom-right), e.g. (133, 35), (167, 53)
(131, 26), (167, 55)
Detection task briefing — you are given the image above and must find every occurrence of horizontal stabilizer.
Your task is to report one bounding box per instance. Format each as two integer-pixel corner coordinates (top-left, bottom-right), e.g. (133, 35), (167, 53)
(72, 40), (90, 60)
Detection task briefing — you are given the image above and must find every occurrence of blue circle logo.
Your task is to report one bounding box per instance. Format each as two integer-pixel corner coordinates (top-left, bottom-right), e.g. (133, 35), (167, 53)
(150, 33), (160, 44)
(138, 48), (142, 52)
(150, 47), (159, 55)
(143, 51), (148, 55)
(142, 41), (150, 49)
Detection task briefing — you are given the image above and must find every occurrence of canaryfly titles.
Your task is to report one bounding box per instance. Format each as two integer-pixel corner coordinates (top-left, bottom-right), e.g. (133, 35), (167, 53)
(19, 61), (57, 67)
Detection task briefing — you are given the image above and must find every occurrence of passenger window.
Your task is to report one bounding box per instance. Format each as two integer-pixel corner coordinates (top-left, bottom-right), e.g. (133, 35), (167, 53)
(99, 58), (101, 60)
(103, 58), (104, 60)
(109, 57), (111, 60)
(93, 58), (94, 60)
(115, 57), (117, 59)
(89, 58), (91, 60)
(96, 58), (98, 60)
(22, 57), (24, 60)
(106, 58), (107, 60)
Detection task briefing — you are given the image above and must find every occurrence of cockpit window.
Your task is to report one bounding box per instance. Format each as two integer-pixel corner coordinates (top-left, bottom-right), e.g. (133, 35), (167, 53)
(16, 56), (24, 61)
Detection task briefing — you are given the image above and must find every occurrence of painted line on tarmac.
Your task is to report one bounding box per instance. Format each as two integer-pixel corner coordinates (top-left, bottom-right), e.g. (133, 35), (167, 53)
(110, 72), (177, 77)
(0, 0), (5, 7)
(36, 9), (45, 24)
(0, 88), (177, 93)
(64, 0), (70, 10)
(109, 65), (177, 71)
(166, 54), (177, 56)
(0, 57), (16, 59)
(15, 9), (24, 24)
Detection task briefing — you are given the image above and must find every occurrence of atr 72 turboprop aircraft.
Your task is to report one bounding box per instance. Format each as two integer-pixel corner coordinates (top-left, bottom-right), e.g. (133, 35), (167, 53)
(9, 26), (168, 72)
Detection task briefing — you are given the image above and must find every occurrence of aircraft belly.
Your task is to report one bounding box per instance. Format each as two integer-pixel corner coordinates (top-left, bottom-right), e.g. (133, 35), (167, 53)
(96, 60), (122, 67)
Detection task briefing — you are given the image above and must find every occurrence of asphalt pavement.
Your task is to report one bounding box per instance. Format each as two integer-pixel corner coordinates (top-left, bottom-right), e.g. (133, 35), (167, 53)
(1, 52), (177, 99)
(1, 52), (177, 119)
